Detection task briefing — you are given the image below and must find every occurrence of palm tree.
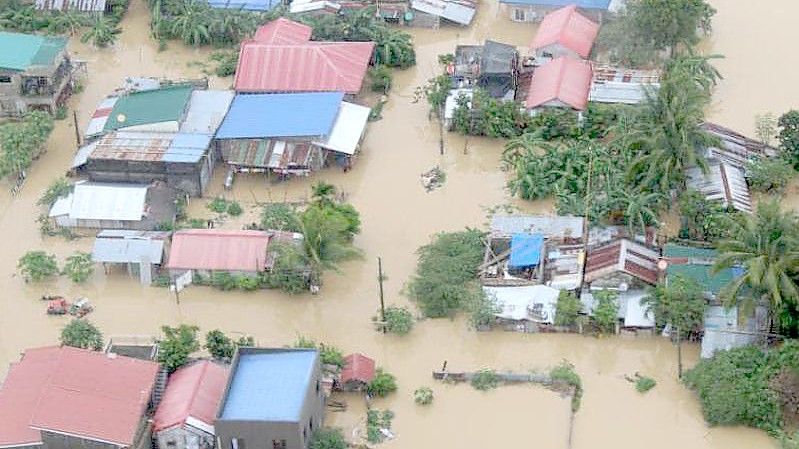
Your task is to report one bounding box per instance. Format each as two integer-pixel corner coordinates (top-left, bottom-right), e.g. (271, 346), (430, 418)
(47, 10), (88, 35)
(665, 52), (723, 95)
(370, 27), (415, 68)
(714, 200), (799, 329)
(310, 181), (337, 206)
(168, 0), (211, 46)
(609, 187), (663, 235)
(81, 16), (120, 47)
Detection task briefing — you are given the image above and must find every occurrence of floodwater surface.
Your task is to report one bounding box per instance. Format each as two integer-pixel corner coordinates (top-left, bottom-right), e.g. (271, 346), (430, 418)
(0, 0), (791, 448)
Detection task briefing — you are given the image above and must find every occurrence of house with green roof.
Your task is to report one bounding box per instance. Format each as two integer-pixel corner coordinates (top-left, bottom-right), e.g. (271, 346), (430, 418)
(85, 85), (194, 138)
(0, 31), (73, 117)
(662, 243), (742, 298)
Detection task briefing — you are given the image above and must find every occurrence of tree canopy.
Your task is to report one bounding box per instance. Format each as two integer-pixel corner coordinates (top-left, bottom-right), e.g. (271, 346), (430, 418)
(61, 319), (103, 350)
(158, 324), (200, 372)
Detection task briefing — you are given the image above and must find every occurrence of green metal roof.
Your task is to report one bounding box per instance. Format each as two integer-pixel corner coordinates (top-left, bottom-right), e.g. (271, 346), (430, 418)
(662, 243), (718, 259)
(0, 32), (67, 71)
(666, 264), (736, 295)
(103, 85), (193, 132)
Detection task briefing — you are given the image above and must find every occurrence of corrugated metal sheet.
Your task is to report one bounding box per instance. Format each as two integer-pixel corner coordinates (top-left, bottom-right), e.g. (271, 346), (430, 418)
(253, 17), (313, 44)
(484, 285), (560, 323)
(153, 361), (229, 433)
(234, 20), (375, 94)
(48, 181), (148, 222)
(702, 122), (779, 168)
(35, 0), (106, 11)
(222, 139), (312, 170)
(207, 0), (279, 11)
(103, 85), (193, 133)
(498, 0), (610, 8)
(92, 235), (165, 264)
(0, 32), (66, 71)
(86, 96), (118, 138)
(410, 0), (476, 25)
(686, 161), (752, 213)
(289, 0), (341, 13)
(584, 239), (659, 285)
(481, 40), (516, 74)
(216, 93), (343, 139)
(168, 229), (274, 272)
(71, 141), (97, 169)
(490, 215), (584, 240)
(313, 101), (370, 155)
(87, 131), (209, 164)
(341, 354), (375, 384)
(525, 56), (592, 110)
(531, 5), (599, 59)
(180, 90), (235, 134)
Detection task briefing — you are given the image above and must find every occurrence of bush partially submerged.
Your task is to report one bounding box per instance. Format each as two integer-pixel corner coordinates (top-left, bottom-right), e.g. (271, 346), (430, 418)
(366, 409), (394, 444)
(470, 369), (500, 391)
(414, 386), (434, 405)
(635, 375), (657, 393)
(367, 368), (398, 397)
(550, 361), (583, 412)
(309, 427), (347, 449)
(376, 305), (414, 335)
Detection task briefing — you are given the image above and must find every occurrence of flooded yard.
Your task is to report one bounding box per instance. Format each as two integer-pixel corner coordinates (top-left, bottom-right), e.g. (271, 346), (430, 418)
(0, 0), (794, 448)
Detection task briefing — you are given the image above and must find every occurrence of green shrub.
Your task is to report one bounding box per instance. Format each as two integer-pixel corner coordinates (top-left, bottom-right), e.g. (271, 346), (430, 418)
(293, 336), (345, 368)
(62, 251), (94, 283)
(262, 242), (310, 294)
(554, 291), (582, 327)
(152, 273), (171, 287)
(470, 369), (500, 391)
(550, 361), (582, 411)
(592, 290), (619, 334)
(227, 201), (243, 216)
(366, 409), (394, 444)
(309, 428), (347, 449)
(236, 275), (261, 291)
(378, 305), (414, 335)
(18, 250), (59, 282)
(158, 324), (200, 372)
(37, 177), (72, 207)
(368, 65), (392, 93)
(467, 290), (499, 329)
(367, 368), (397, 397)
(61, 319), (103, 350)
(260, 203), (302, 232)
(210, 50), (238, 77)
(406, 229), (485, 318)
(635, 375), (657, 393)
(414, 386), (434, 405)
(208, 197), (229, 213)
(210, 272), (237, 291)
(746, 157), (794, 194)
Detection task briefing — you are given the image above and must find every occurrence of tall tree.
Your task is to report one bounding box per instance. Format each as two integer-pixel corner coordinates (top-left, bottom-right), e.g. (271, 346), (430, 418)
(626, 0), (715, 54)
(158, 324), (200, 372)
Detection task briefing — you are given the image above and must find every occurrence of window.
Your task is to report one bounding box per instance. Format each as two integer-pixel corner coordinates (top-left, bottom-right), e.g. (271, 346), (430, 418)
(166, 441), (176, 447)
(310, 417), (314, 431)
(303, 428), (307, 441)
(272, 439), (287, 449)
(232, 438), (245, 449)
(0, 76), (10, 83)
(513, 8), (525, 21)
(316, 380), (320, 394)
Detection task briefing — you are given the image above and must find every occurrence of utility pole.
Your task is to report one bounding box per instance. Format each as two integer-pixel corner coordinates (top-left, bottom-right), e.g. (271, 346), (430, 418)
(72, 110), (81, 146)
(378, 257), (386, 333)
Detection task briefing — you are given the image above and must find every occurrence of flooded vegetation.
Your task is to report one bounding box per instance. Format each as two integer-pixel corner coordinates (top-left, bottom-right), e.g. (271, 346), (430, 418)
(0, 0), (796, 448)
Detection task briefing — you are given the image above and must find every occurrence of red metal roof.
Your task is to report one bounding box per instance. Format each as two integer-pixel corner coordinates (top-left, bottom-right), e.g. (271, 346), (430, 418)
(167, 229), (274, 272)
(253, 17), (313, 45)
(531, 5), (599, 59)
(525, 56), (592, 110)
(235, 18), (374, 94)
(584, 239), (660, 285)
(153, 361), (229, 433)
(341, 353), (376, 384)
(0, 346), (159, 447)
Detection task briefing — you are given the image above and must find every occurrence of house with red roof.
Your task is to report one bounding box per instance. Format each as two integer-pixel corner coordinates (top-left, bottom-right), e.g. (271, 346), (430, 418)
(531, 5), (599, 60)
(0, 346), (160, 449)
(234, 18), (375, 95)
(153, 361), (229, 449)
(522, 56), (592, 111)
(167, 229), (305, 280)
(338, 353), (375, 391)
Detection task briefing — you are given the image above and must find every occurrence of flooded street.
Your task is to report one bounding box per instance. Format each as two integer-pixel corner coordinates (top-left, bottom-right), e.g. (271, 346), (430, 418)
(0, 0), (791, 448)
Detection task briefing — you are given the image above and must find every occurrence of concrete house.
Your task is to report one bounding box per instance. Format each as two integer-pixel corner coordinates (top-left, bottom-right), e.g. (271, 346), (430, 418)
(408, 0), (477, 28)
(154, 361), (229, 449)
(215, 348), (326, 449)
(92, 230), (169, 285)
(499, 0), (617, 23)
(453, 40), (518, 99)
(530, 5), (599, 60)
(0, 346), (160, 449)
(0, 32), (73, 116)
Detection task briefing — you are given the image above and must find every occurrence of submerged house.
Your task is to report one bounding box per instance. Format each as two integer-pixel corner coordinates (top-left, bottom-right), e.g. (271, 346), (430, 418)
(452, 40), (518, 98)
(484, 284), (561, 331)
(35, 0), (109, 12)
(500, 0), (615, 23)
(0, 32), (73, 116)
(701, 121), (779, 168)
(92, 230), (169, 285)
(521, 56), (592, 112)
(235, 18), (374, 95)
(0, 346), (160, 449)
(153, 361), (229, 449)
(584, 238), (660, 290)
(72, 131), (215, 197)
(48, 181), (178, 230)
(338, 353), (375, 392)
(483, 215), (585, 289)
(581, 289), (655, 330)
(215, 93), (370, 178)
(166, 229), (304, 279)
(86, 84), (194, 139)
(530, 5), (599, 60)
(408, 0), (477, 28)
(215, 348), (325, 449)
(588, 64), (660, 105)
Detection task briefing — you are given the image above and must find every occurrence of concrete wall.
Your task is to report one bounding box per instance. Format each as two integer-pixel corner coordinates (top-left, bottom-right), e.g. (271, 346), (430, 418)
(0, 49), (72, 116)
(156, 425), (215, 449)
(505, 5), (604, 23)
(86, 158), (210, 197)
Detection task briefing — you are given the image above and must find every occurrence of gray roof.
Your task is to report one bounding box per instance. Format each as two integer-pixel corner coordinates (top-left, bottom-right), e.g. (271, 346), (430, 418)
(35, 0), (106, 12)
(92, 230), (166, 264)
(701, 122), (779, 168)
(481, 40), (516, 75)
(490, 215), (584, 239)
(686, 161), (752, 213)
(589, 81), (657, 105)
(410, 0), (476, 25)
(180, 90), (235, 134)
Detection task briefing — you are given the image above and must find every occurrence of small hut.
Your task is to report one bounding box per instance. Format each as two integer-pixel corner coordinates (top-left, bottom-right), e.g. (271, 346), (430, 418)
(339, 353), (375, 391)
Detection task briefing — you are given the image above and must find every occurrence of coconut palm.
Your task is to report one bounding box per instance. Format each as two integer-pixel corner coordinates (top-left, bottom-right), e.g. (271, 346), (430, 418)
(47, 10), (88, 35)
(370, 27), (415, 68)
(81, 16), (120, 47)
(665, 52), (723, 95)
(168, 0), (211, 46)
(714, 200), (799, 327)
(609, 187), (663, 235)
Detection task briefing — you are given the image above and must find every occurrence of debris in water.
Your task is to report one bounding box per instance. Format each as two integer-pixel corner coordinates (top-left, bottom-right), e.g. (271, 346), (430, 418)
(421, 166), (446, 192)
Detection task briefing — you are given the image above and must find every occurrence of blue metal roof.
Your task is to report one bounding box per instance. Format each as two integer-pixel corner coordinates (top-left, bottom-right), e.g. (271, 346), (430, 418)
(207, 0), (279, 10)
(498, 0), (610, 8)
(215, 93), (344, 139)
(220, 349), (317, 422)
(165, 133), (212, 163)
(509, 233), (544, 268)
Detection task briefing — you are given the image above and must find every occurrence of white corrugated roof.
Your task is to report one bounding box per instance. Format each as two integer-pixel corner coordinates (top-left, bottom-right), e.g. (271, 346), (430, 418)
(71, 141), (97, 169)
(92, 236), (164, 264)
(686, 161), (752, 213)
(49, 182), (148, 221)
(589, 81), (658, 105)
(484, 285), (560, 323)
(180, 90), (235, 134)
(491, 215), (584, 239)
(313, 102), (370, 156)
(289, 0), (341, 13)
(85, 97), (118, 138)
(410, 0), (476, 25)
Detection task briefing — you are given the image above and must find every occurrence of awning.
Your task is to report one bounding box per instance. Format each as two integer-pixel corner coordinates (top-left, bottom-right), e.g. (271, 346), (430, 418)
(509, 233), (543, 268)
(313, 102), (370, 156)
(71, 141), (97, 169)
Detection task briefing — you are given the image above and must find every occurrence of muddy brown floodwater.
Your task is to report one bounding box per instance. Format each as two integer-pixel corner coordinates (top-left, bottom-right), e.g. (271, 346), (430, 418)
(0, 0), (791, 448)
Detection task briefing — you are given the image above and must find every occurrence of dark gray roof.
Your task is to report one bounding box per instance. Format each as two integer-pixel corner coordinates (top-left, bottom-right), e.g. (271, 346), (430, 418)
(480, 40), (516, 75)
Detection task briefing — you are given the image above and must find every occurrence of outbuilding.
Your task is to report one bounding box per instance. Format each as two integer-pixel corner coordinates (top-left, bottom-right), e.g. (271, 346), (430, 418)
(531, 5), (599, 60)
(92, 230), (169, 285)
(522, 56), (592, 112)
(339, 353), (376, 391)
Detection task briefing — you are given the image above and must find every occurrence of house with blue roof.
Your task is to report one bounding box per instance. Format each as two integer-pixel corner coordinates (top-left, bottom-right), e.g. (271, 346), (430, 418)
(0, 31), (73, 117)
(215, 92), (371, 180)
(71, 130), (215, 196)
(499, 0), (620, 22)
(216, 348), (325, 449)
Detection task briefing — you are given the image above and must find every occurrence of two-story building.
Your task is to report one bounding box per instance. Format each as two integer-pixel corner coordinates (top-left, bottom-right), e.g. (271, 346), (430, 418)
(0, 31), (73, 116)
